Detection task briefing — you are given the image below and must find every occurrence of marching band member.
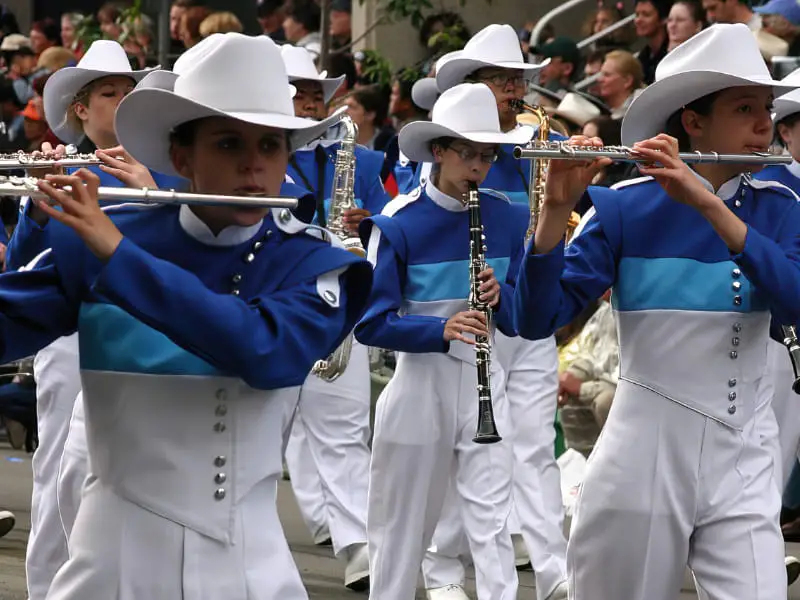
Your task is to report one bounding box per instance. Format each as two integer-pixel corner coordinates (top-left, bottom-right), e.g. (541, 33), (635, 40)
(12, 40), (158, 600)
(356, 82), (529, 600)
(515, 23), (800, 600)
(420, 24), (569, 600)
(1, 33), (372, 599)
(279, 44), (385, 590)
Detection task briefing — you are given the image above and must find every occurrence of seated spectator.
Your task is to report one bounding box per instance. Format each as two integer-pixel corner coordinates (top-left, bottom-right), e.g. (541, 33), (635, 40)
(283, 0), (322, 58)
(667, 0), (706, 50)
(0, 76), (24, 150)
(60, 12), (85, 58)
(28, 19), (59, 58)
(330, 0), (352, 49)
(199, 11), (243, 37)
(1, 35), (35, 105)
(533, 36), (581, 98)
(257, 0), (286, 41)
(97, 1), (130, 41)
(558, 291), (618, 458)
(581, 3), (637, 53)
(179, 5), (212, 49)
(36, 46), (77, 73)
(634, 0), (670, 84)
(756, 0), (800, 56)
(597, 49), (644, 118)
(703, 0), (789, 59)
(20, 98), (47, 151)
(344, 84), (395, 150)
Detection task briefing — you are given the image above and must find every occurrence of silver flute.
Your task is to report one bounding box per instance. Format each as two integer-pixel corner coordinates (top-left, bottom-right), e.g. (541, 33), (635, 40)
(1, 144), (112, 170)
(513, 141), (792, 165)
(0, 176), (298, 209)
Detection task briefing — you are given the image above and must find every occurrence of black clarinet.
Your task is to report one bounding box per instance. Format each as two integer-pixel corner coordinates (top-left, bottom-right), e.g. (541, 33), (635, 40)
(781, 325), (800, 395)
(467, 183), (501, 444)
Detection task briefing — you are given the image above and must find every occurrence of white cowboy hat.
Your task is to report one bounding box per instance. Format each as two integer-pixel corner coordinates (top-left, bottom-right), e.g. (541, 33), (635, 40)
(546, 92), (603, 127)
(281, 45), (345, 103)
(435, 24), (547, 93)
(399, 83), (534, 163)
(621, 23), (797, 146)
(773, 68), (800, 122)
(44, 40), (151, 145)
(115, 33), (344, 178)
(411, 77), (440, 111)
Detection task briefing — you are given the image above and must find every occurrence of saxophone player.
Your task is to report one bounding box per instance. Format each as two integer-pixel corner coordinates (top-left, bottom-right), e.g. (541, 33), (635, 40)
(355, 82), (529, 600)
(279, 45), (388, 591)
(411, 24), (569, 600)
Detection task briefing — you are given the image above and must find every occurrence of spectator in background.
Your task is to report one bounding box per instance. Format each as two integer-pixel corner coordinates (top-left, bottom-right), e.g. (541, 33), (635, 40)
(97, 1), (130, 41)
(30, 72), (60, 148)
(344, 85), (394, 150)
(169, 0), (202, 42)
(581, 3), (636, 52)
(597, 49), (643, 118)
(0, 76), (25, 150)
(60, 12), (85, 58)
(19, 97), (46, 151)
(122, 15), (157, 69)
(283, 0), (322, 58)
(667, 0), (705, 49)
(257, 0), (286, 41)
(755, 0), (800, 55)
(634, 0), (671, 85)
(29, 19), (59, 58)
(179, 5), (212, 49)
(199, 11), (244, 37)
(702, 0), (789, 59)
(518, 20), (554, 55)
(327, 51), (357, 104)
(36, 46), (77, 74)
(581, 114), (634, 189)
(0, 9), (18, 39)
(582, 49), (606, 97)
(330, 0), (352, 48)
(533, 36), (581, 98)
(1, 36), (35, 106)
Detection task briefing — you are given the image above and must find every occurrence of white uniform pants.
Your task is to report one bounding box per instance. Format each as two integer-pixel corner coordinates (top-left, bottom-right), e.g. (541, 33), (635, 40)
(57, 392), (89, 540)
(767, 339), (800, 488)
(422, 333), (567, 600)
(368, 351), (517, 600)
(26, 334), (82, 600)
(567, 379), (785, 600)
(284, 341), (371, 554)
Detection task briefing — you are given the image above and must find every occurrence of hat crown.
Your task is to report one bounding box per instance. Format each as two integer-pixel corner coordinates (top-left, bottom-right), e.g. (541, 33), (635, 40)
(76, 40), (135, 73)
(281, 45), (325, 80)
(460, 24), (526, 64)
(173, 33), (295, 117)
(430, 83), (502, 135)
(655, 24), (771, 83)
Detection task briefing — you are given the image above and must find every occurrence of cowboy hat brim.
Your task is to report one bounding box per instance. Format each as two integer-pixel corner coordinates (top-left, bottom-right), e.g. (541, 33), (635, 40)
(115, 87), (347, 178)
(621, 70), (796, 146)
(289, 74), (345, 104)
(399, 120), (534, 164)
(136, 69), (179, 91)
(411, 78), (440, 111)
(436, 57), (548, 93)
(44, 66), (151, 145)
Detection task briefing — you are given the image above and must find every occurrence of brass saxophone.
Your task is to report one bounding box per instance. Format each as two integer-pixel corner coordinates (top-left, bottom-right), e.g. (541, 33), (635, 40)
(467, 183), (501, 444)
(311, 115), (365, 382)
(511, 99), (581, 243)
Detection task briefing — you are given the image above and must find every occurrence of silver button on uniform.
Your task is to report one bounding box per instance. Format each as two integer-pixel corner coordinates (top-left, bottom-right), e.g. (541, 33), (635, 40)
(732, 281), (742, 291)
(731, 337), (740, 346)
(728, 391), (736, 401)
(214, 456), (226, 467)
(215, 473), (227, 484)
(215, 405), (228, 417)
(728, 405), (737, 415)
(733, 296), (742, 306)
(730, 351), (738, 359)
(214, 488), (226, 500)
(733, 323), (742, 333)
(728, 378), (737, 387)
(732, 269), (741, 279)
(213, 422), (226, 433)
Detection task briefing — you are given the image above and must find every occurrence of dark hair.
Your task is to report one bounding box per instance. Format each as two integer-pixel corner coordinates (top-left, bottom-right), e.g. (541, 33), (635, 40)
(350, 85), (389, 128)
(32, 71), (51, 97)
(634, 0), (672, 20)
(775, 112), (800, 148)
(257, 0), (284, 17)
(30, 18), (60, 43)
(172, 0), (206, 7)
(0, 10), (19, 37)
(283, 0), (320, 34)
(327, 52), (357, 90)
(0, 77), (22, 109)
(97, 2), (130, 24)
(664, 91), (720, 151)
(584, 116), (622, 146)
(673, 0), (706, 23)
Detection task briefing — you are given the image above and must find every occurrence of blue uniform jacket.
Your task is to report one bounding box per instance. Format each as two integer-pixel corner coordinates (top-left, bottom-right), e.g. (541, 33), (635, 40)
(287, 143), (391, 224)
(514, 175), (800, 340)
(355, 182), (528, 355)
(0, 204), (373, 390)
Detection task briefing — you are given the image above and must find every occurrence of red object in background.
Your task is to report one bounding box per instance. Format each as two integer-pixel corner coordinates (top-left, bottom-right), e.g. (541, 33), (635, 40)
(384, 172), (399, 197)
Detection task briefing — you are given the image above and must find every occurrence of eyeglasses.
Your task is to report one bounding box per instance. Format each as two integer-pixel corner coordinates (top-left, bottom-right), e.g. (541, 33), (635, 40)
(478, 73), (528, 89)
(446, 144), (498, 164)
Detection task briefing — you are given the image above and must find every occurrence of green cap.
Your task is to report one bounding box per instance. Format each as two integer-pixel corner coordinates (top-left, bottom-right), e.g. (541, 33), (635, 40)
(533, 36), (580, 67)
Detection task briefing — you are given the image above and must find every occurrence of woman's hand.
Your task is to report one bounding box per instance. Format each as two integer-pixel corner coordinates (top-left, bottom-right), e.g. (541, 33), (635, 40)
(477, 267), (501, 308)
(557, 371), (583, 406)
(633, 134), (718, 210)
(543, 135), (612, 209)
(96, 145), (157, 189)
(343, 207), (370, 234)
(34, 169), (123, 262)
(444, 310), (489, 345)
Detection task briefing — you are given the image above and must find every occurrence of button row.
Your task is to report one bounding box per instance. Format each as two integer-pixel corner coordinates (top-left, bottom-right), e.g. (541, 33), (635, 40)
(214, 387), (229, 501)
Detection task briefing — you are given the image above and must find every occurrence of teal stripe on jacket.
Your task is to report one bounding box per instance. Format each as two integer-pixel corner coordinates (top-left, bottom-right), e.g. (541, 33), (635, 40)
(406, 257), (510, 303)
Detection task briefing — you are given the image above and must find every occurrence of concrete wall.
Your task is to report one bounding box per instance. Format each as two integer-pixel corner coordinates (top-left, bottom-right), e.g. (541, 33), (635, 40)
(5, 0), (32, 31)
(351, 0), (599, 70)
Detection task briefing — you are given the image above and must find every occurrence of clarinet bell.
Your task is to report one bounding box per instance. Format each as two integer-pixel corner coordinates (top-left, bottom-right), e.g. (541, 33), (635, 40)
(473, 400), (502, 444)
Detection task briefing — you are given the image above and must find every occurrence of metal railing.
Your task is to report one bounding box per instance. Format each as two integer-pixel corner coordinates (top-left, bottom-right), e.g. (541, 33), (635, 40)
(530, 0), (635, 51)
